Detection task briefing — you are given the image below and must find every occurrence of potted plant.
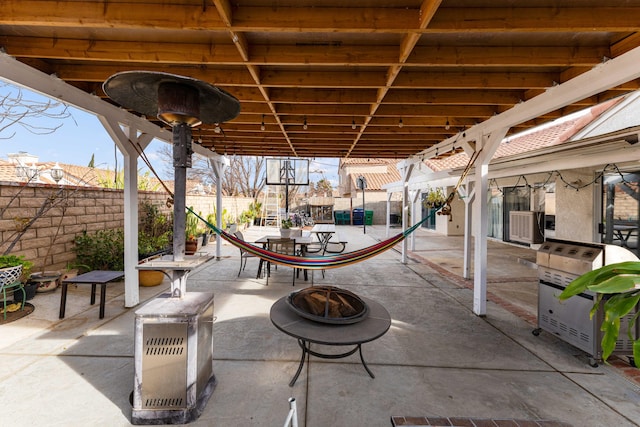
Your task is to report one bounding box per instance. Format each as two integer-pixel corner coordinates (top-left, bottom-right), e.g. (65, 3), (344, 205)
(423, 187), (446, 209)
(0, 255), (35, 303)
(29, 270), (62, 293)
(185, 207), (199, 255)
(138, 200), (172, 258)
(138, 206), (171, 287)
(280, 217), (293, 238)
(558, 261), (640, 367)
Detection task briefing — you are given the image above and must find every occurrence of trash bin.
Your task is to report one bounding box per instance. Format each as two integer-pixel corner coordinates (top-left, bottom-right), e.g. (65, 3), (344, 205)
(352, 208), (364, 225)
(334, 210), (350, 225)
(365, 210), (373, 225)
(340, 210), (351, 225)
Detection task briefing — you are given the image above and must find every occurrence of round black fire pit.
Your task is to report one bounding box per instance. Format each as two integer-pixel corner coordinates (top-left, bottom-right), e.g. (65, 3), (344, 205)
(286, 286), (369, 324)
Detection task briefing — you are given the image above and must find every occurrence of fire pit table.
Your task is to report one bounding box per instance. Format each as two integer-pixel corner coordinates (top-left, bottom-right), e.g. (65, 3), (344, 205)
(270, 294), (391, 386)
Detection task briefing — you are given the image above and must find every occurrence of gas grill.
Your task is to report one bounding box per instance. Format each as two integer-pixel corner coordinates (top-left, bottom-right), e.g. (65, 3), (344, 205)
(535, 238), (640, 366)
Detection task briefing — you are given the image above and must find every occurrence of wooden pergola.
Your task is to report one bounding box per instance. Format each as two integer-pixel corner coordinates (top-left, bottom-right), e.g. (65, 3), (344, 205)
(2, 1), (640, 313)
(2, 1), (640, 159)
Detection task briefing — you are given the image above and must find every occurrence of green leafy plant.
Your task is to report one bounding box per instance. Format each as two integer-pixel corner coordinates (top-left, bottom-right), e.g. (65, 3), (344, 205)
(423, 187), (446, 209)
(73, 229), (125, 271)
(239, 210), (253, 225)
(558, 261), (640, 367)
(186, 207), (199, 240)
(281, 217), (293, 229)
(0, 254), (33, 282)
(205, 213), (217, 232)
(138, 201), (172, 258)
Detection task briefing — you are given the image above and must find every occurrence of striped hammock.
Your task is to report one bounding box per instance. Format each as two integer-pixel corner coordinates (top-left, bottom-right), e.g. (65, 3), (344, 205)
(188, 207), (434, 270)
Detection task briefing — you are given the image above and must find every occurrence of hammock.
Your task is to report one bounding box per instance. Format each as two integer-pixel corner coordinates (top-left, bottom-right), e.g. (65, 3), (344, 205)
(188, 207), (432, 271)
(131, 130), (478, 271)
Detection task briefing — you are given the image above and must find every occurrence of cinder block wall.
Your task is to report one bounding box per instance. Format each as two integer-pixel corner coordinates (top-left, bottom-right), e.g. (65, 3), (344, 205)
(0, 182), (127, 272)
(0, 182), (254, 273)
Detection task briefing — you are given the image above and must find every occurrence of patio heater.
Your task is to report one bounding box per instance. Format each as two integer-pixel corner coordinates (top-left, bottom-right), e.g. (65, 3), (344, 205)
(103, 71), (240, 424)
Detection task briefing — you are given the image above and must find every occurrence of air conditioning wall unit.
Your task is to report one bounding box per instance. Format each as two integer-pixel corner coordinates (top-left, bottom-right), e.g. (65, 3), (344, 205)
(509, 211), (544, 244)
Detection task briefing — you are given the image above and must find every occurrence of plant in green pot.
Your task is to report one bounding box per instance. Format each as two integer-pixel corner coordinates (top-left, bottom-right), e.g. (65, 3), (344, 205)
(558, 261), (640, 367)
(0, 254), (34, 306)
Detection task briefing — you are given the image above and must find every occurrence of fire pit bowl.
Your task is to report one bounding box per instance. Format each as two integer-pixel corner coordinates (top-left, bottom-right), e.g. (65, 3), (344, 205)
(286, 286), (369, 324)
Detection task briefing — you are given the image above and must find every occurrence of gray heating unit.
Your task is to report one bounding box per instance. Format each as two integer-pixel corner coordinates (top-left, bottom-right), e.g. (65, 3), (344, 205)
(535, 238), (639, 366)
(131, 292), (215, 424)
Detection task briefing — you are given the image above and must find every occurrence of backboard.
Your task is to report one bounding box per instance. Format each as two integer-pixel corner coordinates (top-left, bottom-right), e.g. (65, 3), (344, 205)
(266, 158), (309, 186)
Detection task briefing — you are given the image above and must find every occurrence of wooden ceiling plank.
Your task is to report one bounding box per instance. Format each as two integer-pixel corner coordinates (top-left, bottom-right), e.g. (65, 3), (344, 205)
(408, 46), (609, 67)
(1, 0), (226, 30)
(2, 36), (244, 64)
(427, 7), (640, 33)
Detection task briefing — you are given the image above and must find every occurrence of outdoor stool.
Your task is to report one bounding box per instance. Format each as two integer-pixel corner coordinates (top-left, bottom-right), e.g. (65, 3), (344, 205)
(59, 270), (124, 319)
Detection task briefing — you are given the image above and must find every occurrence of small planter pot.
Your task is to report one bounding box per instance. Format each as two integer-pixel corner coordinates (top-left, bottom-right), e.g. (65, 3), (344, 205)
(280, 228), (292, 238)
(60, 269), (79, 283)
(30, 271), (62, 293)
(138, 270), (165, 287)
(138, 254), (167, 287)
(185, 239), (198, 255)
(13, 282), (37, 302)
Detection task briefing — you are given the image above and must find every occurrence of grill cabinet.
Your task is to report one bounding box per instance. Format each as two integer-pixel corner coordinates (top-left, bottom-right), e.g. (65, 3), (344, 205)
(132, 292), (215, 424)
(536, 239), (639, 365)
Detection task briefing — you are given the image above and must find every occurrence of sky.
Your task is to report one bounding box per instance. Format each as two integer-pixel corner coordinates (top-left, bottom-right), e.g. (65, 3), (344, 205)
(0, 82), (339, 186)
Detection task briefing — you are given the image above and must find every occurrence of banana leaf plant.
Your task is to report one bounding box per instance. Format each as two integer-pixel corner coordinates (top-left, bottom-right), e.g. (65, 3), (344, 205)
(558, 261), (640, 367)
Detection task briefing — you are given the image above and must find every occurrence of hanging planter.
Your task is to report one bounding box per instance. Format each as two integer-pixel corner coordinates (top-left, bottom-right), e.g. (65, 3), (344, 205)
(423, 187), (446, 209)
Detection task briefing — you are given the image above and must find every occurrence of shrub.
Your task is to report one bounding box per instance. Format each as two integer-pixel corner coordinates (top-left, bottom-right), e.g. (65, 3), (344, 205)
(73, 229), (125, 271)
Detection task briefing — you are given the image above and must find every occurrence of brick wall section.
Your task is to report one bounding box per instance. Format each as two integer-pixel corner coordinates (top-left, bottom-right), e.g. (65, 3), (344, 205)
(0, 182), (254, 273)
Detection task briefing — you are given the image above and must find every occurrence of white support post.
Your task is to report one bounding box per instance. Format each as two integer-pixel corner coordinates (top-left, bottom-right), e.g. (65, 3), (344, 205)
(461, 183), (475, 279)
(409, 190), (420, 251)
(209, 156), (228, 260)
(98, 119), (153, 307)
(472, 129), (508, 316)
(400, 162), (414, 264)
(385, 193), (392, 237)
(123, 128), (139, 307)
(472, 151), (489, 316)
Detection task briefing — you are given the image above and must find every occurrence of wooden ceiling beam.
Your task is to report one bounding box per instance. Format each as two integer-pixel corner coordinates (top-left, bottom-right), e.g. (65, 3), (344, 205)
(5, 2), (638, 33)
(31, 62), (562, 91)
(5, 37), (610, 69)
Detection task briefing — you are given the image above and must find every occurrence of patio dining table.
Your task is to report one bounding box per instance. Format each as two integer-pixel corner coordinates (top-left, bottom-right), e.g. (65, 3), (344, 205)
(254, 234), (314, 280)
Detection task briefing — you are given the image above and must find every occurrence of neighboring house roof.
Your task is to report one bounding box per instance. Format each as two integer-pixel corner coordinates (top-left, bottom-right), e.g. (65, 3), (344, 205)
(340, 158), (394, 167)
(341, 158), (401, 191)
(0, 155), (173, 191)
(423, 96), (624, 173)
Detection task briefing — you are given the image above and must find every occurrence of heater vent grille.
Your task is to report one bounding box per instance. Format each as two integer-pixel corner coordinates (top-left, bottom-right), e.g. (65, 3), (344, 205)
(145, 336), (185, 356)
(141, 322), (188, 409)
(145, 398), (184, 408)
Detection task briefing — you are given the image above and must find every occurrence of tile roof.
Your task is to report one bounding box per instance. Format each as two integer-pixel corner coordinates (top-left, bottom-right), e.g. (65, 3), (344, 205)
(0, 157), (172, 191)
(348, 160), (401, 191)
(424, 97), (623, 172)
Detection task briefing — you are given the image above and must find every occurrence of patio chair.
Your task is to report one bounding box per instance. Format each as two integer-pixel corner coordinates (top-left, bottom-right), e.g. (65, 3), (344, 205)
(266, 238), (297, 286)
(234, 231), (258, 277)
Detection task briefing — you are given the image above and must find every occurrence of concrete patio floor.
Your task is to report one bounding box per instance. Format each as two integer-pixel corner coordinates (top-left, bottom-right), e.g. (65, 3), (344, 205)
(1, 225), (639, 426)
